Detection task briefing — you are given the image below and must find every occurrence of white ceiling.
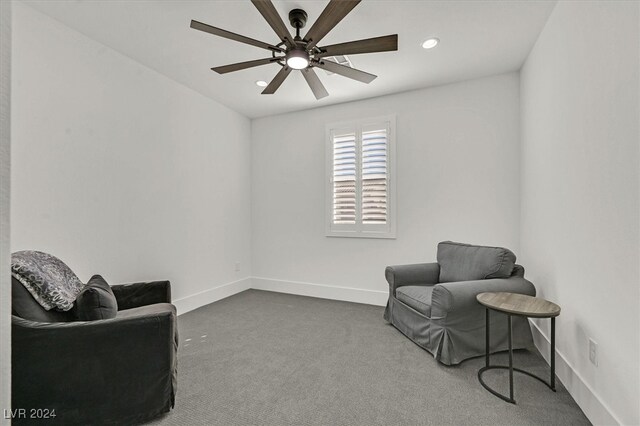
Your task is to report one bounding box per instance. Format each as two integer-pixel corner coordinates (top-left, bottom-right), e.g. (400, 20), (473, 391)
(24, 0), (556, 119)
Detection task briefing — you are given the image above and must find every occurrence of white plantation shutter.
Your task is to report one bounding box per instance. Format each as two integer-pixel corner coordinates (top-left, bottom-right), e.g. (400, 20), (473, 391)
(332, 133), (357, 224)
(361, 128), (388, 225)
(326, 116), (396, 238)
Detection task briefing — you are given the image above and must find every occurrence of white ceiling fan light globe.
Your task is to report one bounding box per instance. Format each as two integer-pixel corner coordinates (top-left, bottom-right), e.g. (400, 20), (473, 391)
(287, 57), (309, 69)
(286, 48), (310, 70)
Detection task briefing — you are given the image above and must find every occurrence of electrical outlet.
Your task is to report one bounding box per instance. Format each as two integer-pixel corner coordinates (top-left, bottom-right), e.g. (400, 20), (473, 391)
(234, 262), (241, 272)
(589, 338), (598, 366)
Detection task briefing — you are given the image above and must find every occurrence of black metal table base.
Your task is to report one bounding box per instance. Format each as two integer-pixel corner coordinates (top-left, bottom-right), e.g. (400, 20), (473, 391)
(478, 309), (556, 404)
(478, 366), (556, 404)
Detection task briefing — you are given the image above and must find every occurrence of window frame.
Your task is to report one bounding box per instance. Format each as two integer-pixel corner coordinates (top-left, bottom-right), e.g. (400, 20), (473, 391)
(325, 114), (397, 239)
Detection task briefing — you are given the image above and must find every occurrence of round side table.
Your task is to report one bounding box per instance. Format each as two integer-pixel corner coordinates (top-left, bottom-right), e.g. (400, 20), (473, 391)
(476, 292), (561, 404)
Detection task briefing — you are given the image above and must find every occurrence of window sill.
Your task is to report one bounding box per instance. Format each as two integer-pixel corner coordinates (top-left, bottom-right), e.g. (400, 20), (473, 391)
(326, 232), (396, 240)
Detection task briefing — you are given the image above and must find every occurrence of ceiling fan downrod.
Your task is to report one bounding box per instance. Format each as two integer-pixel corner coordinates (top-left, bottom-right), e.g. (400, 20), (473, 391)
(288, 9), (308, 40)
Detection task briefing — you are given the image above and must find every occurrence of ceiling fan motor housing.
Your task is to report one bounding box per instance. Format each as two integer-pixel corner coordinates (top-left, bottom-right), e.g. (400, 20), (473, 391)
(288, 9), (308, 29)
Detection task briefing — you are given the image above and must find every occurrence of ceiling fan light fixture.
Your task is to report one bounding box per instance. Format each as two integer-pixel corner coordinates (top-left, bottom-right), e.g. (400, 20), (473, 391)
(191, 0), (399, 99)
(421, 37), (440, 49)
(286, 48), (310, 70)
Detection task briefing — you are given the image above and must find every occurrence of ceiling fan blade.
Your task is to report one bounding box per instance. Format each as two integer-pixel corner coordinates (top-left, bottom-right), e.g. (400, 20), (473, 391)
(190, 20), (282, 52)
(251, 0), (294, 47)
(316, 34), (398, 58)
(212, 57), (281, 74)
(313, 59), (376, 84)
(304, 0), (361, 49)
(301, 68), (329, 99)
(262, 66), (292, 94)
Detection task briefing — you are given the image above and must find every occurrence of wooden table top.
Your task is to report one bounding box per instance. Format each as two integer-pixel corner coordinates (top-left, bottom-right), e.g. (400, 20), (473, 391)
(477, 292), (560, 318)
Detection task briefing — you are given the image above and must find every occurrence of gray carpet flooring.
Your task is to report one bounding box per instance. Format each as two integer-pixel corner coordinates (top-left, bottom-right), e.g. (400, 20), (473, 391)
(149, 289), (590, 425)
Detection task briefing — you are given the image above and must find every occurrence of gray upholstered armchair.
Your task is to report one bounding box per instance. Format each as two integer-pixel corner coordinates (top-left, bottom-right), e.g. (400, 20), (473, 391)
(11, 252), (178, 425)
(384, 241), (536, 365)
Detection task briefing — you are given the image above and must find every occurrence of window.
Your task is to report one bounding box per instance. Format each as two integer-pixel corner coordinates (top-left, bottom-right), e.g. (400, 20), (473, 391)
(325, 115), (396, 238)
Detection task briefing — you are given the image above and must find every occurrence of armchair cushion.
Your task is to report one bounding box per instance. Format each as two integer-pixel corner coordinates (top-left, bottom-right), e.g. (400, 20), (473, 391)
(117, 302), (176, 320)
(437, 241), (516, 283)
(75, 275), (118, 321)
(396, 286), (434, 316)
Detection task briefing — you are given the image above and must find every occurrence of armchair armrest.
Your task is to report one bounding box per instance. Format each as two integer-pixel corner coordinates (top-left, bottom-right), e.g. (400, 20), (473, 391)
(111, 280), (171, 310)
(12, 307), (177, 423)
(385, 263), (440, 295)
(431, 276), (536, 315)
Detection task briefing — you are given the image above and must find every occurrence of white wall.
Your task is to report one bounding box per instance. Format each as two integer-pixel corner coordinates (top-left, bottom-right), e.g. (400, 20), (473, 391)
(0, 0), (11, 420)
(11, 2), (252, 309)
(520, 1), (639, 424)
(251, 73), (521, 301)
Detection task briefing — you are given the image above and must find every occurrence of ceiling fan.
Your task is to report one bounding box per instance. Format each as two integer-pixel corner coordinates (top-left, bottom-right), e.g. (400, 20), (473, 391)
(190, 0), (398, 99)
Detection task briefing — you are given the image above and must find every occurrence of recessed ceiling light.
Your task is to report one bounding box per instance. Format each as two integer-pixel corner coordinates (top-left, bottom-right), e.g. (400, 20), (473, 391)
(421, 38), (440, 49)
(255, 80), (268, 87)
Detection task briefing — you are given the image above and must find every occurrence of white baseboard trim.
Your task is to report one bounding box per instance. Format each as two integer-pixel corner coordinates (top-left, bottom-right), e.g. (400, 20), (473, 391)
(173, 277), (251, 315)
(529, 319), (621, 425)
(171, 276), (387, 316)
(251, 276), (388, 307)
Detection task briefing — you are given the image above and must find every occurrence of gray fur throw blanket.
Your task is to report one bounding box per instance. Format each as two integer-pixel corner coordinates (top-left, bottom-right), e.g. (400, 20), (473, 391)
(11, 251), (84, 311)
